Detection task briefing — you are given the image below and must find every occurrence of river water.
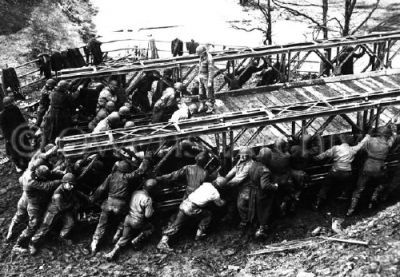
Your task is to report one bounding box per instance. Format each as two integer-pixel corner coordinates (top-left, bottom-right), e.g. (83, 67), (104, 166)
(91, 0), (308, 57)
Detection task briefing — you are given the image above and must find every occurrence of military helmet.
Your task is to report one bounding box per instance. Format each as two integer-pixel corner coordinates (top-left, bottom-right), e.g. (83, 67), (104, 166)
(105, 101), (116, 112)
(35, 165), (50, 179)
(45, 79), (57, 87)
(2, 96), (13, 107)
(116, 160), (132, 173)
(62, 173), (76, 184)
(238, 146), (253, 156)
(143, 178), (157, 192)
(213, 176), (227, 188)
(195, 151), (209, 167)
(44, 143), (55, 152)
(118, 106), (130, 117)
(196, 45), (207, 56)
(257, 147), (272, 165)
(57, 80), (69, 92)
(107, 112), (121, 127)
(124, 121), (135, 128)
(173, 82), (184, 92)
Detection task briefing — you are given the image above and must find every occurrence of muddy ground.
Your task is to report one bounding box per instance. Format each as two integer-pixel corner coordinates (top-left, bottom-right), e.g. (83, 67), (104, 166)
(1, 151), (400, 277)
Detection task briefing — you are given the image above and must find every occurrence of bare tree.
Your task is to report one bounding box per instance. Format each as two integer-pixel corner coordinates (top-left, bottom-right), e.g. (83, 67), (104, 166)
(231, 0), (273, 45)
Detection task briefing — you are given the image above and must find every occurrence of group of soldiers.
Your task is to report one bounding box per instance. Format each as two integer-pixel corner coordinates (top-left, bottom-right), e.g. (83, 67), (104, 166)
(1, 44), (399, 261)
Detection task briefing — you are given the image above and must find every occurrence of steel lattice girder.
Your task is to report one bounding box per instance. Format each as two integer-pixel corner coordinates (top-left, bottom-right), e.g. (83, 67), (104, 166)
(59, 89), (400, 157)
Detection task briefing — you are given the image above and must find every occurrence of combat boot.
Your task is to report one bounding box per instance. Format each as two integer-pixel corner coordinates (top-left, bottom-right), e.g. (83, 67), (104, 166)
(157, 236), (173, 252)
(104, 246), (120, 261)
(255, 225), (268, 239)
(90, 239), (98, 254)
(28, 244), (38, 256)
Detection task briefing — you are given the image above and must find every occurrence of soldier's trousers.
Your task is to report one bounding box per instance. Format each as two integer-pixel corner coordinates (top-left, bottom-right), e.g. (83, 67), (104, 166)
(12, 195), (44, 246)
(349, 171), (387, 210)
(317, 170), (353, 202)
(163, 209), (212, 238)
(31, 203), (75, 246)
(115, 215), (153, 248)
(193, 76), (214, 100)
(92, 198), (127, 242)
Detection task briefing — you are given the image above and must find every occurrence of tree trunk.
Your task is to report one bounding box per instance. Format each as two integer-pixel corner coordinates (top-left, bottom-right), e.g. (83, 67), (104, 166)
(343, 0), (357, 36)
(320, 0), (331, 75)
(266, 0), (272, 45)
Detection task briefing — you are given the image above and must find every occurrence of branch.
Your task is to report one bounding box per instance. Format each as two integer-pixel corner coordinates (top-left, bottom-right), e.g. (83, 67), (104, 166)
(273, 0), (322, 8)
(327, 17), (344, 32)
(272, 0), (325, 30)
(231, 25), (267, 35)
(248, 0), (269, 20)
(350, 0), (381, 35)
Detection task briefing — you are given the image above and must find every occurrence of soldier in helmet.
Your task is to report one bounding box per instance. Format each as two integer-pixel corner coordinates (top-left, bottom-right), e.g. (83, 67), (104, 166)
(92, 111), (122, 133)
(118, 105), (130, 125)
(151, 87), (179, 123)
(124, 121), (135, 128)
(152, 69), (173, 107)
(313, 134), (370, 210)
(29, 173), (88, 255)
(156, 151), (210, 198)
(157, 177), (227, 252)
(89, 156), (150, 253)
(347, 126), (397, 216)
(237, 147), (278, 238)
(36, 78), (56, 127)
(193, 45), (216, 101)
(88, 101), (116, 131)
(97, 80), (120, 106)
(7, 165), (62, 252)
(224, 146), (255, 225)
(169, 102), (198, 123)
(104, 179), (157, 260)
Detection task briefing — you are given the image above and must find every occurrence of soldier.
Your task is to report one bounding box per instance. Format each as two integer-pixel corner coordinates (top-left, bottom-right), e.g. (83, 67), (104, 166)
(118, 105), (131, 125)
(131, 71), (160, 112)
(152, 69), (173, 107)
(29, 173), (87, 255)
(151, 87), (179, 123)
(92, 111), (122, 133)
(89, 157), (149, 253)
(104, 179), (157, 260)
(237, 147), (278, 238)
(156, 151), (210, 198)
(313, 134), (370, 210)
(224, 146), (255, 225)
(36, 79), (56, 128)
(88, 101), (116, 131)
(193, 45), (216, 101)
(269, 137), (294, 215)
(347, 127), (396, 216)
(157, 177), (227, 252)
(7, 165), (61, 252)
(98, 80), (119, 106)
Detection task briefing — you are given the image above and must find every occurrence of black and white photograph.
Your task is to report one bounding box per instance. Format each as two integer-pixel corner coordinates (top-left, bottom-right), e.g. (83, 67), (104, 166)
(1, 0), (400, 276)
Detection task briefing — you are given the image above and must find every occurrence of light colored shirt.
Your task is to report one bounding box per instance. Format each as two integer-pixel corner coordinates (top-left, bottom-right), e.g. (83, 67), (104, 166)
(92, 117), (110, 133)
(99, 88), (117, 103)
(316, 135), (369, 172)
(128, 190), (154, 223)
(188, 182), (221, 207)
(169, 104), (189, 123)
(226, 160), (254, 186)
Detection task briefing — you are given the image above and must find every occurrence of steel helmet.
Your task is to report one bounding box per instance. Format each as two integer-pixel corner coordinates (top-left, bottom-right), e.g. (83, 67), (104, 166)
(238, 146), (254, 156)
(56, 80), (69, 92)
(118, 106), (130, 117)
(173, 82), (184, 92)
(44, 143), (55, 152)
(3, 96), (13, 107)
(143, 178), (157, 192)
(188, 103), (198, 114)
(195, 151), (209, 167)
(116, 160), (132, 173)
(257, 147), (272, 166)
(35, 165), (50, 179)
(105, 101), (116, 112)
(196, 45), (207, 56)
(124, 121), (135, 128)
(213, 176), (227, 188)
(45, 79), (57, 87)
(107, 112), (121, 127)
(62, 173), (76, 184)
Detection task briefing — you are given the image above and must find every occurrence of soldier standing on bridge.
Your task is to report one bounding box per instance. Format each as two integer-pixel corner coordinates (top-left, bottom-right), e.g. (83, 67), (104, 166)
(193, 45), (216, 103)
(36, 79), (56, 128)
